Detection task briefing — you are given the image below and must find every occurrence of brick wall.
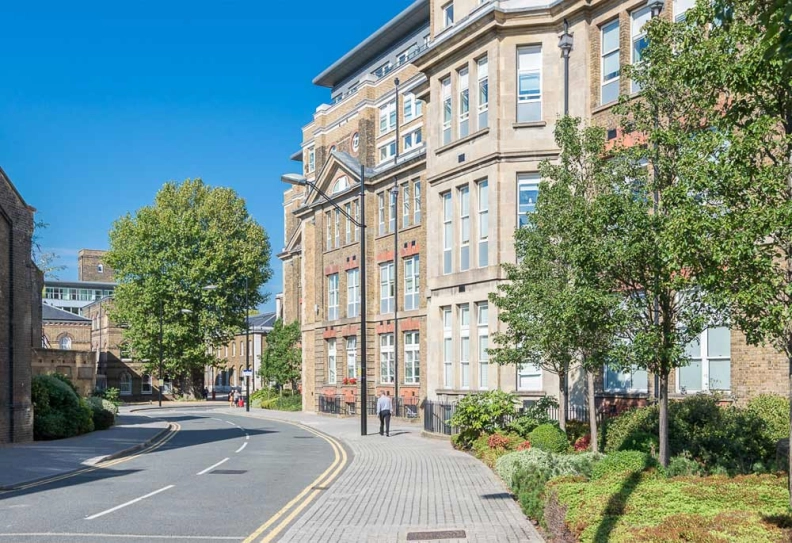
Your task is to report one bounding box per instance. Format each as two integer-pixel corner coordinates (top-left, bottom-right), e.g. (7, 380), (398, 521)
(43, 321), (91, 351)
(78, 249), (115, 282)
(32, 349), (96, 397)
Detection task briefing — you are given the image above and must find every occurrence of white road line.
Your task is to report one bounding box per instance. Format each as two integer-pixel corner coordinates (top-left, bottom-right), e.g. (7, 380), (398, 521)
(245, 434), (249, 440)
(85, 485), (174, 520)
(0, 533), (243, 540)
(235, 442), (247, 453)
(224, 420), (235, 426)
(196, 457), (229, 475)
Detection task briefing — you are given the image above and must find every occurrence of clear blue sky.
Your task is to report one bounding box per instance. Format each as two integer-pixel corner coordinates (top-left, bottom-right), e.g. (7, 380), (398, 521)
(0, 0), (411, 312)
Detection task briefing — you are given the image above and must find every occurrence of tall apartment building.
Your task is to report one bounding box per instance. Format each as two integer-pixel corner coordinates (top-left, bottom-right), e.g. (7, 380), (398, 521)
(283, 0), (786, 414)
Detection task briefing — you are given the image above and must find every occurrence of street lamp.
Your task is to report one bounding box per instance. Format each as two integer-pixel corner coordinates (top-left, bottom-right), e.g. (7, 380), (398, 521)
(282, 164), (369, 436)
(558, 18), (573, 116)
(202, 285), (219, 396)
(244, 276), (250, 412)
(647, 0), (665, 18)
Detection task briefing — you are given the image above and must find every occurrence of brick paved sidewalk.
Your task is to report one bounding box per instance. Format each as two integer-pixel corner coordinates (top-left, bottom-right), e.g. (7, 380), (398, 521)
(221, 408), (544, 543)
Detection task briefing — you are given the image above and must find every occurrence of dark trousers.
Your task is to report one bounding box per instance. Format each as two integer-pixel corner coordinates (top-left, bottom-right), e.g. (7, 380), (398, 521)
(379, 410), (391, 435)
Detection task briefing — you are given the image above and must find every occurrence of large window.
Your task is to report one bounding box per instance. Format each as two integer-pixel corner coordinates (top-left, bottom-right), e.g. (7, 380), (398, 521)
(307, 147), (315, 173)
(346, 337), (357, 379)
(460, 304), (470, 389)
(405, 332), (420, 384)
(328, 274), (339, 321)
(379, 140), (397, 164)
(443, 307), (453, 388)
(328, 339), (337, 384)
(604, 365), (649, 392)
(459, 185), (470, 271)
(458, 67), (470, 138)
(380, 262), (395, 314)
(518, 363), (542, 391)
(334, 210), (341, 249)
(389, 189), (396, 233)
(674, 0), (695, 21)
(403, 127), (423, 152)
(601, 20), (620, 105)
(478, 180), (489, 267)
(679, 327), (731, 392)
(119, 371), (132, 396)
(477, 302), (489, 389)
(379, 100), (396, 134)
(631, 7), (651, 93)
(402, 182), (411, 228)
(442, 77), (452, 145)
(442, 2), (454, 28)
(326, 211), (332, 251)
(59, 335), (73, 350)
(414, 181), (422, 224)
(347, 269), (360, 318)
(477, 56), (489, 129)
(345, 203), (352, 244)
(405, 255), (420, 311)
(403, 93), (423, 122)
(380, 334), (395, 384)
(378, 192), (386, 235)
(141, 374), (152, 395)
(442, 192), (453, 274)
(517, 46), (542, 122)
(517, 174), (540, 227)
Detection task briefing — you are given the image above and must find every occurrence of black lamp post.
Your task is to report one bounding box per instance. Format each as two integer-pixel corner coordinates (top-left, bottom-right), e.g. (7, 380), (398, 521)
(558, 19), (573, 116)
(282, 166), (368, 436)
(245, 276), (251, 412)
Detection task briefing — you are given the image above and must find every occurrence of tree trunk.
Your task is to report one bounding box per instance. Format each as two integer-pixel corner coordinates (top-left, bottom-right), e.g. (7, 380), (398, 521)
(586, 364), (599, 453)
(787, 349), (792, 507)
(659, 371), (670, 466)
(558, 370), (567, 432)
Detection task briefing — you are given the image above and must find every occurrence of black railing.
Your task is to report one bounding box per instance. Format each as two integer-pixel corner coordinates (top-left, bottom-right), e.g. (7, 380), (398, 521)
(367, 396), (420, 419)
(423, 401), (458, 435)
(318, 395), (343, 415)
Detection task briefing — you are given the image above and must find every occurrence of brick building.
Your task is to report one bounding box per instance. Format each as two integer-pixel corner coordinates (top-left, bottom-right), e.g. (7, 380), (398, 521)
(0, 166), (39, 443)
(282, 0), (787, 416)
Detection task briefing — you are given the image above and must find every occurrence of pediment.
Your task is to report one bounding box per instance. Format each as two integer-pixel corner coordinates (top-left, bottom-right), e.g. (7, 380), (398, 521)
(303, 151), (368, 208)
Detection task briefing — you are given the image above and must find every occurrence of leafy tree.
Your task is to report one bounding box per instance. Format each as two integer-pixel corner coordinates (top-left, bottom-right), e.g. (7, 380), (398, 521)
(107, 179), (271, 397)
(259, 319), (301, 390)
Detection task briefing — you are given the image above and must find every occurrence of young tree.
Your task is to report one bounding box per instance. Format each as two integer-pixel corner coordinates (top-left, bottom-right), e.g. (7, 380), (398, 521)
(259, 319), (301, 390)
(107, 179), (271, 397)
(32, 220), (66, 279)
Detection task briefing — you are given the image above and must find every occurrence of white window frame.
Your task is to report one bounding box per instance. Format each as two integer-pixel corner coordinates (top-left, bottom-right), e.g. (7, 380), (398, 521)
(380, 334), (395, 384)
(345, 203), (352, 244)
(442, 191), (453, 274)
(347, 268), (360, 318)
(443, 307), (453, 388)
(459, 185), (470, 271)
(460, 304), (470, 389)
(389, 189), (396, 233)
(631, 7), (651, 93)
(405, 331), (420, 384)
(326, 211), (332, 251)
(328, 339), (337, 385)
(334, 209), (340, 248)
(141, 374), (152, 395)
(307, 147), (315, 173)
(414, 180), (422, 224)
(442, 77), (452, 145)
(378, 192), (386, 235)
(442, 2), (454, 29)
(403, 93), (422, 123)
(601, 20), (621, 105)
(379, 100), (397, 134)
(328, 273), (339, 321)
(604, 365), (649, 393)
(404, 255), (420, 311)
(402, 182), (411, 228)
(517, 173), (540, 228)
(678, 327), (731, 393)
(380, 262), (395, 314)
(458, 67), (470, 138)
(674, 0), (695, 21)
(403, 127), (423, 152)
(477, 56), (489, 129)
(477, 302), (489, 389)
(119, 371), (132, 396)
(352, 132), (360, 152)
(378, 140), (397, 165)
(518, 363), (542, 391)
(478, 180), (489, 267)
(346, 337), (357, 379)
(517, 45), (542, 122)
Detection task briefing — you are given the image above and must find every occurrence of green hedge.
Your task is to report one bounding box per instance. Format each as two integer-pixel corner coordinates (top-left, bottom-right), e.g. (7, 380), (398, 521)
(87, 396), (117, 430)
(495, 449), (604, 490)
(529, 423), (570, 453)
(33, 374), (94, 440)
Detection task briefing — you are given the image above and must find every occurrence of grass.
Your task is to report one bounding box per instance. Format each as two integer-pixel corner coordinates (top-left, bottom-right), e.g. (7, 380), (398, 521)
(548, 471), (792, 542)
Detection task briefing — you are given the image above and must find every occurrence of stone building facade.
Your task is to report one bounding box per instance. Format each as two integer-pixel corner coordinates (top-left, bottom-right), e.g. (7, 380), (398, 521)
(0, 166), (39, 444)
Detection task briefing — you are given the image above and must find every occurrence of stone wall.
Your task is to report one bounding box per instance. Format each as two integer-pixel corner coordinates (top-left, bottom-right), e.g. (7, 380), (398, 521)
(32, 349), (96, 397)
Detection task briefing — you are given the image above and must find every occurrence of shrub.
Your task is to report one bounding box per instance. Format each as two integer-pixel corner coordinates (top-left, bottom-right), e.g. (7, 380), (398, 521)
(505, 415), (539, 438)
(603, 404), (659, 454)
(574, 435), (591, 452)
(495, 448), (604, 489)
(87, 397), (116, 430)
(592, 450), (656, 480)
(517, 440), (532, 451)
(664, 453), (705, 478)
(620, 431), (659, 455)
(747, 394), (789, 442)
(449, 390), (517, 448)
(33, 374), (94, 440)
(565, 420), (590, 445)
(513, 464), (550, 525)
(529, 423), (569, 453)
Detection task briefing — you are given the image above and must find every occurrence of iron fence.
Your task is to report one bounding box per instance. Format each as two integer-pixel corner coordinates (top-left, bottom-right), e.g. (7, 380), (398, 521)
(423, 401), (458, 435)
(318, 395), (343, 415)
(367, 396), (420, 419)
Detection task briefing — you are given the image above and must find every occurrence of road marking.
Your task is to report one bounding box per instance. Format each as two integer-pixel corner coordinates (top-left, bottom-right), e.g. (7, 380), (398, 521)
(197, 457), (229, 475)
(224, 420), (235, 426)
(245, 434), (249, 440)
(84, 485), (174, 520)
(235, 442), (247, 453)
(0, 533), (243, 540)
(242, 422), (347, 543)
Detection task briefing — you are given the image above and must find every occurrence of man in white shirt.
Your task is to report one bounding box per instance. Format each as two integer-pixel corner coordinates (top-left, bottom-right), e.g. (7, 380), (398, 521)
(376, 390), (393, 437)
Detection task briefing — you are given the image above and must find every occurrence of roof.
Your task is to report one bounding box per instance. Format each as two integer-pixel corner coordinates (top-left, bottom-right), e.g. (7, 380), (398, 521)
(42, 303), (90, 323)
(333, 150), (376, 179)
(44, 280), (117, 289)
(0, 165), (31, 210)
(248, 312), (277, 331)
(313, 0), (430, 88)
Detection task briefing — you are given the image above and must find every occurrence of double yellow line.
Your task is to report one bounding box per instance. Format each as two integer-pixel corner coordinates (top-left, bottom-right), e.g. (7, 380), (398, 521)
(0, 422), (180, 495)
(242, 422), (348, 543)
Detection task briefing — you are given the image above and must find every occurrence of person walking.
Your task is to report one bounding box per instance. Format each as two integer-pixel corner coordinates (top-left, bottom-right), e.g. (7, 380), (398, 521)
(376, 390), (392, 437)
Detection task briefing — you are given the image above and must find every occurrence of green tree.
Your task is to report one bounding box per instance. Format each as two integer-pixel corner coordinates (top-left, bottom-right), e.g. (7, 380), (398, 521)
(259, 319), (301, 390)
(107, 179), (271, 397)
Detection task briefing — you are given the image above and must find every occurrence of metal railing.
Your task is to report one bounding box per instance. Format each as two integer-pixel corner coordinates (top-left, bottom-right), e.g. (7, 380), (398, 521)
(367, 396), (420, 419)
(423, 401), (458, 435)
(318, 395), (343, 415)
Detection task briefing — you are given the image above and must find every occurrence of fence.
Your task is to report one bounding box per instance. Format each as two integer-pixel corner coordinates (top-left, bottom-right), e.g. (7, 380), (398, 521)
(318, 395), (343, 415)
(367, 396), (420, 419)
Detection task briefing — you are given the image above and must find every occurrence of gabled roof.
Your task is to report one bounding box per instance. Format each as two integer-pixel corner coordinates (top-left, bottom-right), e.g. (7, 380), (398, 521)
(42, 303), (90, 323)
(248, 312), (277, 332)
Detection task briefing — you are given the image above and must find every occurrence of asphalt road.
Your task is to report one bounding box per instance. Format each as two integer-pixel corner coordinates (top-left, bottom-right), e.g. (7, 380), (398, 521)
(0, 408), (340, 543)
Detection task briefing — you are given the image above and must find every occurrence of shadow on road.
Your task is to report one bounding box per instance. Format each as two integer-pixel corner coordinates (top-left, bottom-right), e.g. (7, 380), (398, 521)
(0, 469), (142, 501)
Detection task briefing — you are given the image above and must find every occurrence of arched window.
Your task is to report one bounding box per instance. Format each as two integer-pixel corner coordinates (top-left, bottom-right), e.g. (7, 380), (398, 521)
(141, 374), (152, 395)
(352, 132), (360, 152)
(119, 371), (132, 395)
(332, 176), (349, 194)
(228, 368), (235, 386)
(59, 335), (72, 350)
(97, 264), (104, 274)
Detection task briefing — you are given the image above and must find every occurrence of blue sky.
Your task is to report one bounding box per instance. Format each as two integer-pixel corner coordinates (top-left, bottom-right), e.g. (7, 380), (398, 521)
(0, 0), (411, 311)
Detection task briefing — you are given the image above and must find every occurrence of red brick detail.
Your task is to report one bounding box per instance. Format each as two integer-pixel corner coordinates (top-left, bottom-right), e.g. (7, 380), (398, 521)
(400, 244), (420, 258)
(376, 322), (395, 334)
(342, 388), (356, 403)
(339, 325), (359, 336)
(324, 264), (340, 276)
(376, 250), (395, 263)
(323, 387), (338, 397)
(344, 260), (359, 271)
(322, 328), (337, 339)
(401, 318), (421, 331)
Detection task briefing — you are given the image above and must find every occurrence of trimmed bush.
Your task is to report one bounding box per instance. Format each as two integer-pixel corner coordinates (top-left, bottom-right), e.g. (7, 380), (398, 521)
(449, 390), (517, 448)
(747, 394), (788, 442)
(33, 374), (94, 440)
(495, 449), (604, 489)
(665, 454), (705, 478)
(592, 450), (656, 480)
(603, 404), (659, 454)
(87, 396), (117, 430)
(505, 415), (539, 439)
(529, 423), (569, 453)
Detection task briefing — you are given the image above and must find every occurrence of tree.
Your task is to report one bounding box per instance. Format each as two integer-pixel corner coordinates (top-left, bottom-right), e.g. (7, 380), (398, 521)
(106, 179), (271, 397)
(32, 220), (66, 279)
(259, 319), (301, 390)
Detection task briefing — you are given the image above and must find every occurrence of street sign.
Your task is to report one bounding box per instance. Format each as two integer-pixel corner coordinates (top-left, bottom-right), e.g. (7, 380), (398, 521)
(242, 369), (253, 377)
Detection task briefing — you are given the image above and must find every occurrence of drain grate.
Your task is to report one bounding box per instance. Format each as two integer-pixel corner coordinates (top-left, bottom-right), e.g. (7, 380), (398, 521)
(210, 469), (247, 475)
(406, 530), (466, 541)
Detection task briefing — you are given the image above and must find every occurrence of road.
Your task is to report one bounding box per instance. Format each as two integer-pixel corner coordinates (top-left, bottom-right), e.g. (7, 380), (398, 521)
(0, 407), (346, 543)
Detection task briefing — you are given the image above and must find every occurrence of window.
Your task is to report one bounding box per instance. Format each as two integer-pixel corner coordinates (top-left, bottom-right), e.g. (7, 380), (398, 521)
(328, 273), (339, 321)
(232, 342), (236, 356)
(460, 304), (470, 388)
(353, 200), (360, 241)
(389, 189), (396, 233)
(518, 363), (542, 391)
(517, 173), (540, 228)
(443, 2), (454, 28)
(404, 255), (420, 311)
(352, 132), (360, 152)
(345, 203), (352, 244)
(414, 181), (422, 224)
(478, 302), (489, 389)
(442, 77), (452, 145)
(443, 307), (453, 388)
(459, 185), (470, 271)
(601, 20), (620, 105)
(380, 262), (395, 314)
(403, 127), (423, 151)
(442, 192), (453, 274)
(477, 56), (489, 129)
(604, 365), (649, 392)
(97, 264), (104, 274)
(332, 176), (349, 194)
(347, 269), (360, 318)
(517, 46), (542, 122)
(240, 340), (244, 357)
(405, 332), (420, 384)
(674, 0), (695, 21)
(373, 61), (392, 79)
(378, 140), (397, 164)
(378, 192), (386, 235)
(346, 337), (357, 379)
(458, 67), (470, 138)
(141, 374), (152, 395)
(59, 335), (72, 350)
(397, 43), (417, 66)
(119, 342), (131, 359)
(403, 93), (422, 122)
(402, 182), (411, 228)
(679, 327), (731, 392)
(119, 371), (132, 395)
(478, 180), (489, 267)
(631, 7), (651, 93)
(307, 147), (315, 173)
(334, 209), (341, 248)
(328, 339), (337, 384)
(379, 100), (397, 134)
(326, 211), (332, 250)
(380, 334), (395, 384)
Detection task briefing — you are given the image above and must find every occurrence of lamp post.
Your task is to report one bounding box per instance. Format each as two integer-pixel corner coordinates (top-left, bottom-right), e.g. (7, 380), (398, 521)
(282, 167), (368, 436)
(245, 276), (251, 412)
(558, 19), (573, 116)
(202, 284), (219, 398)
(392, 77), (401, 413)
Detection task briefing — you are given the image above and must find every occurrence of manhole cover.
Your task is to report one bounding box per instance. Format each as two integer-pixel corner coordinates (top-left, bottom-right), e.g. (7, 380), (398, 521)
(210, 470), (247, 475)
(406, 530), (466, 541)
